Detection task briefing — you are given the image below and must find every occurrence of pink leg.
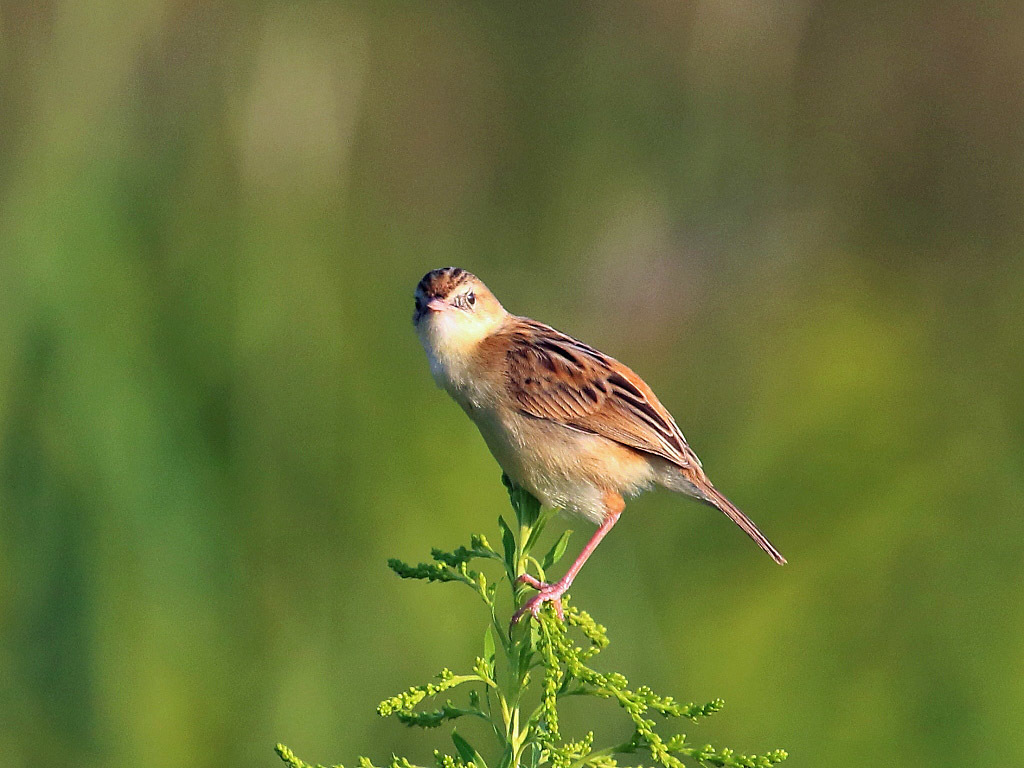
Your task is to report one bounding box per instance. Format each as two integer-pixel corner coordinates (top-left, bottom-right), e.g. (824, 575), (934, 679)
(511, 494), (624, 627)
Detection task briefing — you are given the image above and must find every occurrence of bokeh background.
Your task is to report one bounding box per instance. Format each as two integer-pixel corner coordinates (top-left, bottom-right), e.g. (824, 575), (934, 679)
(2, 2), (1023, 767)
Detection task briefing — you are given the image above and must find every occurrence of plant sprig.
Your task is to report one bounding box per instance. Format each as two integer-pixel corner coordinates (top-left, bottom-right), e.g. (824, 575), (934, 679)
(277, 475), (788, 768)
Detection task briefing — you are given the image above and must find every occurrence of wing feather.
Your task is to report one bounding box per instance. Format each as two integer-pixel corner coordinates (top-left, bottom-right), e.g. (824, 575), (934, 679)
(503, 320), (701, 469)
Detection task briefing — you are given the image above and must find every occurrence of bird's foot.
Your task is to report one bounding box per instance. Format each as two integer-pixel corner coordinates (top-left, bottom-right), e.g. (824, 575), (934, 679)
(510, 574), (568, 627)
(516, 573), (546, 590)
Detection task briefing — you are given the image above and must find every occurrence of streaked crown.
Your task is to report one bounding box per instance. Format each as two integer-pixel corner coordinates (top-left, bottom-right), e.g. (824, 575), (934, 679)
(416, 266), (475, 300)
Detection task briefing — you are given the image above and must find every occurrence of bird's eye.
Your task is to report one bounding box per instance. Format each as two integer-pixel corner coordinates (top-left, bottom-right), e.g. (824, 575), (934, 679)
(414, 297), (423, 313)
(466, 291), (476, 307)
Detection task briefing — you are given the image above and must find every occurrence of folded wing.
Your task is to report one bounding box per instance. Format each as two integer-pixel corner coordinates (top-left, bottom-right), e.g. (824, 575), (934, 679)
(504, 320), (702, 470)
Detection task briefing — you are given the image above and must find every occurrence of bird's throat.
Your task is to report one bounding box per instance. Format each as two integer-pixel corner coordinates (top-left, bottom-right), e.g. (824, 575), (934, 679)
(417, 320), (479, 394)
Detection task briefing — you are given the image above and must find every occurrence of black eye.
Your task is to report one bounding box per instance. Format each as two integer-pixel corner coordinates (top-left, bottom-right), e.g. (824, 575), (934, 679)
(414, 297), (423, 312)
(466, 292), (476, 307)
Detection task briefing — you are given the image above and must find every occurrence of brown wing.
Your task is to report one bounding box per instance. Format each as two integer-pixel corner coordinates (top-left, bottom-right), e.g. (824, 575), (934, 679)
(503, 319), (701, 469)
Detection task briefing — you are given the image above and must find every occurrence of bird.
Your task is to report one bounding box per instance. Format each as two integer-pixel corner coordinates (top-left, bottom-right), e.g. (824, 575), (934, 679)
(412, 267), (785, 626)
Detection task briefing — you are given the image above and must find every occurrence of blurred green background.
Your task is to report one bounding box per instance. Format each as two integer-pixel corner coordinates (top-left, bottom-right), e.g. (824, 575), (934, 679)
(2, 2), (1023, 767)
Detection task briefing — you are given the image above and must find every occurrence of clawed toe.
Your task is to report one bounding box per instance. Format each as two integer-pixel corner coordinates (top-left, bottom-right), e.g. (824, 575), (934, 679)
(515, 573), (547, 591)
(510, 581), (567, 628)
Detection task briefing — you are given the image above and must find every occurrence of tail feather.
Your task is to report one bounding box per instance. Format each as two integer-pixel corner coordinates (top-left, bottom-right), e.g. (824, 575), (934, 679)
(698, 482), (787, 565)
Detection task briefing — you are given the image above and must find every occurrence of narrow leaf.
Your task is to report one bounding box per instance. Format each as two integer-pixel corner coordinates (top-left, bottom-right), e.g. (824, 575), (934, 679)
(514, 487), (541, 529)
(518, 641), (534, 680)
(541, 530), (572, 570)
(483, 626), (496, 670)
(522, 514), (549, 555)
(451, 730), (487, 768)
(498, 516), (515, 572)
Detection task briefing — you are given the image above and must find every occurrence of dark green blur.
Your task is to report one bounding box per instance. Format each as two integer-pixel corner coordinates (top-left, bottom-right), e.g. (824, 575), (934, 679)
(1, 3), (1022, 767)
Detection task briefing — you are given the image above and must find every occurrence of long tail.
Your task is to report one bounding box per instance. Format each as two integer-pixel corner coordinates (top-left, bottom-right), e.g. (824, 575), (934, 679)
(696, 480), (787, 565)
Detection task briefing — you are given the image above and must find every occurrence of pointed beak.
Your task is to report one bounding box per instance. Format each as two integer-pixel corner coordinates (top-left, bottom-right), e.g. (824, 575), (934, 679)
(425, 297), (448, 312)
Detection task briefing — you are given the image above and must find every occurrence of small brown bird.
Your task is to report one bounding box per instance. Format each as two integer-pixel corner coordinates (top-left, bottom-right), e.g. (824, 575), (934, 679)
(413, 267), (785, 625)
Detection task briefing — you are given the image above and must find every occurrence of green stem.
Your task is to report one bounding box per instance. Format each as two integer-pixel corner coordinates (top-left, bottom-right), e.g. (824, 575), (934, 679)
(503, 508), (546, 768)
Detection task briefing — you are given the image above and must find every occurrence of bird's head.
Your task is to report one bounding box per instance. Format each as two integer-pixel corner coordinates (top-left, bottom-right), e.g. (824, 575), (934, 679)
(413, 268), (507, 361)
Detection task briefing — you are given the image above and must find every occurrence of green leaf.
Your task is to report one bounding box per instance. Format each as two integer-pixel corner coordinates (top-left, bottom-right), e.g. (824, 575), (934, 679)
(517, 640), (534, 680)
(522, 514), (549, 555)
(514, 487), (541, 529)
(483, 626), (495, 671)
(396, 702), (474, 728)
(503, 474), (540, 529)
(541, 530), (572, 571)
(451, 731), (487, 768)
(498, 516), (515, 572)
(388, 558), (466, 584)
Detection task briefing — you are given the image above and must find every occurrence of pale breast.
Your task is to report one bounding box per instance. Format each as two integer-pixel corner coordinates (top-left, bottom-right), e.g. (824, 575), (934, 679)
(470, 406), (656, 524)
